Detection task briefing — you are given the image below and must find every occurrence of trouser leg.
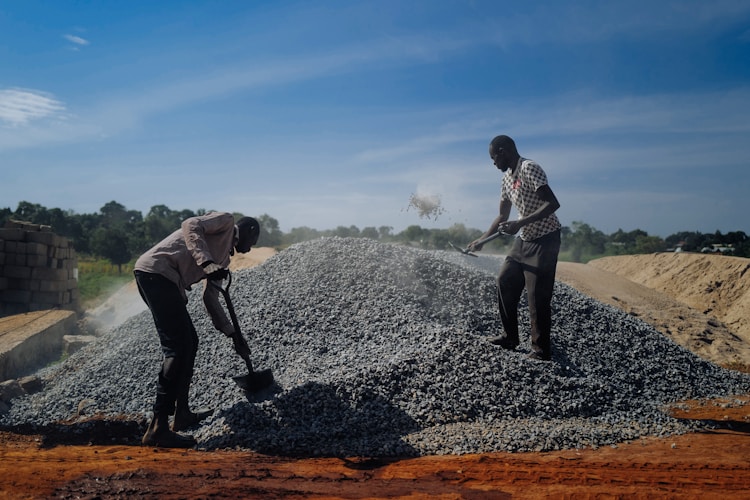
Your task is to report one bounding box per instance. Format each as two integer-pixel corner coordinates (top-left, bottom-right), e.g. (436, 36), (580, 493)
(135, 271), (198, 417)
(496, 256), (525, 343)
(523, 231), (560, 358)
(526, 268), (555, 356)
(175, 325), (199, 414)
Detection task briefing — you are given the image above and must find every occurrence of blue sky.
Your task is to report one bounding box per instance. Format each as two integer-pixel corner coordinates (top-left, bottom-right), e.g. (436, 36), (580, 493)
(2, 1), (749, 237)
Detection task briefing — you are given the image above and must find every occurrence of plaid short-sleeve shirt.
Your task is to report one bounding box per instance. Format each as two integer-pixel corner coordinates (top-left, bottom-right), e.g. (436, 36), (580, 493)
(501, 158), (561, 241)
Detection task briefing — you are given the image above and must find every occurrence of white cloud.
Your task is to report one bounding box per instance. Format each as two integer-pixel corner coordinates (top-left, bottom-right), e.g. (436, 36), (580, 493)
(63, 34), (89, 46)
(0, 88), (66, 126)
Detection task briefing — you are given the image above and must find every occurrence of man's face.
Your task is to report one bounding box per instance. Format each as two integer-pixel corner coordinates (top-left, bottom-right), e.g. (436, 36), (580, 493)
(235, 229), (257, 254)
(490, 146), (509, 172)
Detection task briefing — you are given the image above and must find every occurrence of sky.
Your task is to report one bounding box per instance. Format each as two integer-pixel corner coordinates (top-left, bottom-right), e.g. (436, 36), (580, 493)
(1, 1), (749, 237)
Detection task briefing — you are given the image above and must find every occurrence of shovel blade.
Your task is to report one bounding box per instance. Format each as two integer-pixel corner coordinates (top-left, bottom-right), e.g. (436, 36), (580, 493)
(448, 241), (478, 257)
(232, 368), (274, 393)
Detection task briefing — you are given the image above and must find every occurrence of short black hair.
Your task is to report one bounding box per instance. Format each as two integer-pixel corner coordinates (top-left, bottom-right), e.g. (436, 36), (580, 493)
(237, 216), (260, 244)
(489, 135), (518, 156)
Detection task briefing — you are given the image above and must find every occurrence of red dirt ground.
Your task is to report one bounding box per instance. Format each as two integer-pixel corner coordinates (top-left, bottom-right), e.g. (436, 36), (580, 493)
(1, 396), (748, 499)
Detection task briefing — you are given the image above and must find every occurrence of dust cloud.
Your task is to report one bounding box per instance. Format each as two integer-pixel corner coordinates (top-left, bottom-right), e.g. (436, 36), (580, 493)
(406, 192), (445, 221)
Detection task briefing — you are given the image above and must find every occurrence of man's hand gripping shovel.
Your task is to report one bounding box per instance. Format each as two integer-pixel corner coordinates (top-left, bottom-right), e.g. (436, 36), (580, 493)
(210, 272), (274, 393)
(449, 231), (505, 257)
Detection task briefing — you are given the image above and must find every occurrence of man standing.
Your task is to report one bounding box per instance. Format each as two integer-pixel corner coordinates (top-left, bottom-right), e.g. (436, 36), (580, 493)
(134, 212), (260, 447)
(469, 135), (561, 361)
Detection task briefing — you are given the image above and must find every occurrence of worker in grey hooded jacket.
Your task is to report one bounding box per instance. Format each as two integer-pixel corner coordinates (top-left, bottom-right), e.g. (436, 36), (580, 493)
(134, 211), (259, 448)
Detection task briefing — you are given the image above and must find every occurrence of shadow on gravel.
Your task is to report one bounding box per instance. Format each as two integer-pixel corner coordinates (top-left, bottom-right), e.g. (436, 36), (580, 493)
(200, 381), (420, 458)
(0, 415), (147, 448)
(671, 417), (750, 434)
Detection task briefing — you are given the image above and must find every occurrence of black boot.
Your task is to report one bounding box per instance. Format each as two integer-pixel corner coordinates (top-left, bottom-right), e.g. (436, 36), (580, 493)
(487, 334), (519, 350)
(142, 412), (196, 448)
(172, 407), (213, 432)
(172, 387), (213, 432)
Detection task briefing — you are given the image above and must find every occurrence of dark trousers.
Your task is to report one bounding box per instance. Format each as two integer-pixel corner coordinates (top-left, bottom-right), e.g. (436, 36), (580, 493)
(496, 230), (561, 357)
(134, 271), (199, 416)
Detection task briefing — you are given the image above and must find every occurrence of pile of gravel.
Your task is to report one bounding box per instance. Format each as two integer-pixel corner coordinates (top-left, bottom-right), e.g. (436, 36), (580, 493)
(2, 237), (749, 456)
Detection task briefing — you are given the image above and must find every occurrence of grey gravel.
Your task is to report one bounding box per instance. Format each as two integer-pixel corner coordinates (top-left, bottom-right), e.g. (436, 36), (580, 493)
(2, 237), (749, 456)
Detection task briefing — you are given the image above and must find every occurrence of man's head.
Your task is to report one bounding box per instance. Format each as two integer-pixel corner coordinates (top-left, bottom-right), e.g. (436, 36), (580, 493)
(235, 216), (260, 253)
(489, 135), (518, 172)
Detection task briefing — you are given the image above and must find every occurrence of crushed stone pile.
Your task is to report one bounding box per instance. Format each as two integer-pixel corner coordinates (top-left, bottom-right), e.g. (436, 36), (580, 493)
(2, 237), (749, 456)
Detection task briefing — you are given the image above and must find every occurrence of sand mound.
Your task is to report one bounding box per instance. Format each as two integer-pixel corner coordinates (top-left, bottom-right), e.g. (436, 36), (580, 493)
(590, 253), (750, 346)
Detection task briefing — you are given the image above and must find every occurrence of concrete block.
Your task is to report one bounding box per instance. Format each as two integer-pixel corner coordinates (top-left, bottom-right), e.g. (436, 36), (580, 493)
(18, 375), (42, 394)
(26, 254), (49, 267)
(0, 303), (27, 317)
(1, 289), (32, 303)
(39, 279), (67, 292)
(63, 334), (97, 356)
(0, 379), (23, 402)
(17, 279), (41, 292)
(0, 228), (25, 242)
(3, 265), (32, 279)
(0, 310), (75, 381)
(27, 242), (48, 255)
(25, 231), (61, 246)
(31, 267), (68, 281)
(31, 291), (64, 304)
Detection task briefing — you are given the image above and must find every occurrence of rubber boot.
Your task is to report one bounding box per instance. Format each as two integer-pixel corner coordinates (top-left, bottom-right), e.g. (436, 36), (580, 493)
(488, 333), (519, 350)
(172, 386), (213, 432)
(172, 406), (213, 432)
(142, 412), (196, 448)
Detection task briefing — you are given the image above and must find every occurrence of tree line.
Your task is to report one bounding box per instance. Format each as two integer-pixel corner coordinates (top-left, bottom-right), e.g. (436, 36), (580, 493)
(2, 201), (748, 270)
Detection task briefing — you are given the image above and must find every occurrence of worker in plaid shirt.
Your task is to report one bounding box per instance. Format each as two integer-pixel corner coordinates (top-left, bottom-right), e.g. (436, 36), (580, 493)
(470, 135), (562, 361)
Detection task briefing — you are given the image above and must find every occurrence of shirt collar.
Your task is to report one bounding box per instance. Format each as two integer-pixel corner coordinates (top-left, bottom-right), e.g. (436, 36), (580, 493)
(231, 225), (239, 256)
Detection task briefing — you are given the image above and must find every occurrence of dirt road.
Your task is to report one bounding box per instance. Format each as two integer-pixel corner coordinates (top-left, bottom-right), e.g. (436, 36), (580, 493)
(1, 397), (748, 498)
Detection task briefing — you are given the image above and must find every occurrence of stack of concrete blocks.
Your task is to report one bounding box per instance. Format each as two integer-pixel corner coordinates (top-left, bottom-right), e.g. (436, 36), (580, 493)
(0, 220), (80, 317)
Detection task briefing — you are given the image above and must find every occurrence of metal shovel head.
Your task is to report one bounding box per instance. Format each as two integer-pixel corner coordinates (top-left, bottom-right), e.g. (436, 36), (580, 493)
(449, 241), (478, 257)
(232, 368), (274, 393)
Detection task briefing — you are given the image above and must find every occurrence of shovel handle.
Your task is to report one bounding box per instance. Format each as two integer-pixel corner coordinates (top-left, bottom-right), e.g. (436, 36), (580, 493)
(451, 231), (506, 257)
(476, 231), (504, 246)
(210, 273), (255, 373)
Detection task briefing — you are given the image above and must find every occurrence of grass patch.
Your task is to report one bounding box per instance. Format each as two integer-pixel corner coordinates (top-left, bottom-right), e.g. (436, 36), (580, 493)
(77, 257), (135, 309)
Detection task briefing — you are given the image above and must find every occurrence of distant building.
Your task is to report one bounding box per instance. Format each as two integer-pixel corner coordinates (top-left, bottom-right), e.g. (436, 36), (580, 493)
(700, 244), (734, 255)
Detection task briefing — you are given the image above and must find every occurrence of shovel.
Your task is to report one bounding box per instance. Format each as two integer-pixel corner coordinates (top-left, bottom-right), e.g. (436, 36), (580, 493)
(211, 272), (274, 393)
(449, 231), (505, 257)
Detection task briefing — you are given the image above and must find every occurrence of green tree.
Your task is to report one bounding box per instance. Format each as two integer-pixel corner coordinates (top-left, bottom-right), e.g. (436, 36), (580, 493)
(91, 226), (132, 273)
(634, 235), (666, 254)
(284, 226), (322, 244)
(256, 214), (283, 247)
(13, 201), (48, 223)
(0, 207), (12, 226)
(332, 225), (360, 238)
(378, 226), (393, 240)
(143, 205), (189, 249)
(361, 226), (380, 240)
(609, 228), (649, 254)
(565, 221), (606, 262)
(665, 231), (709, 252)
(398, 225), (427, 244)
